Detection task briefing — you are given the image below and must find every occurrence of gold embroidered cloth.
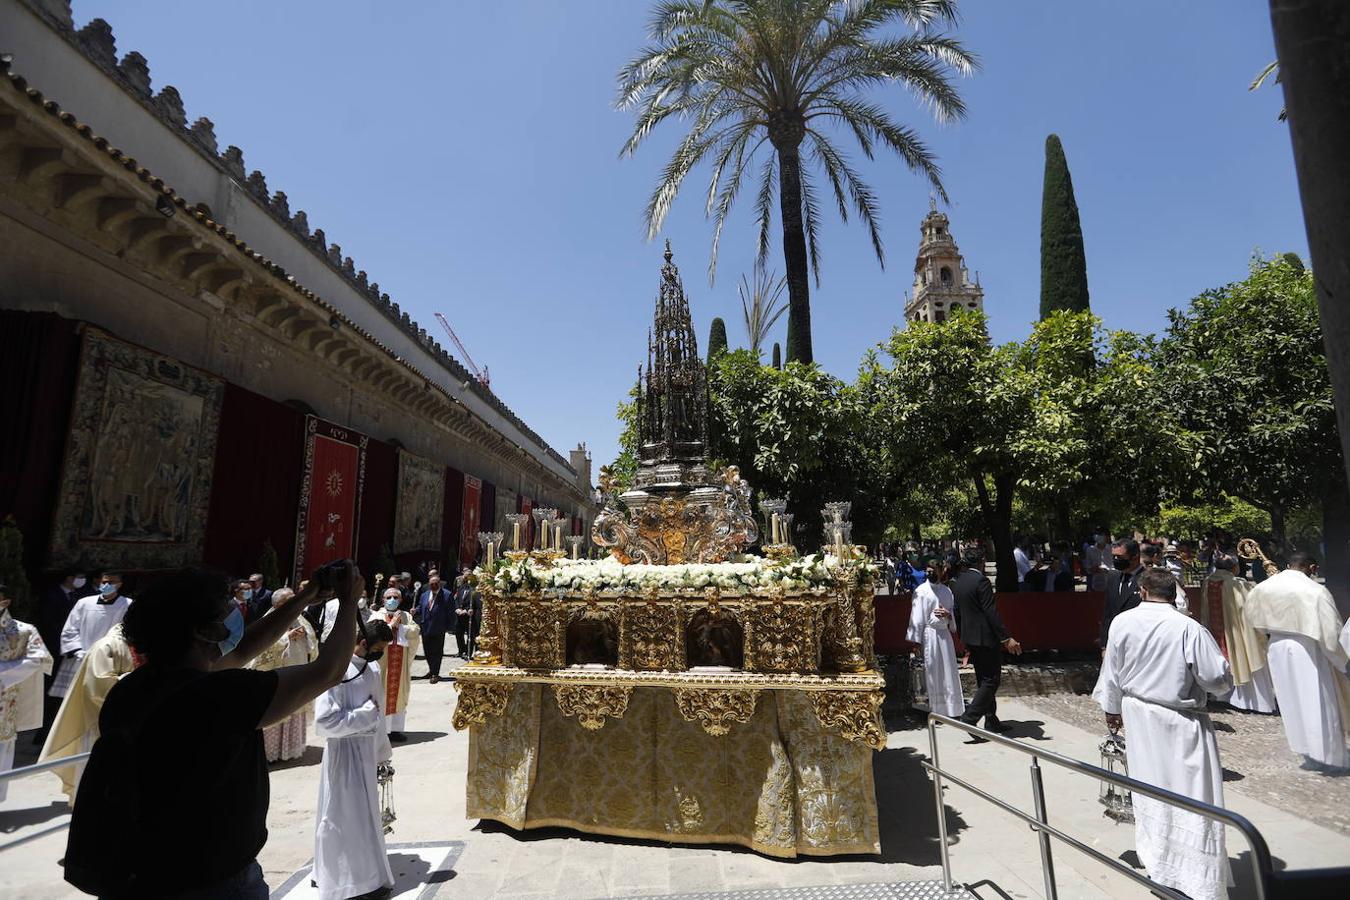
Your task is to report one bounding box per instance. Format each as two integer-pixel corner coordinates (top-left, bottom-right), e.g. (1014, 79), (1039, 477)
(465, 684), (879, 858)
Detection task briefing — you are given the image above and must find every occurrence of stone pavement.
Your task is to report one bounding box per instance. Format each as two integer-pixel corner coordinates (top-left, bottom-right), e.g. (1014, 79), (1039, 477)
(3, 652), (1349, 899)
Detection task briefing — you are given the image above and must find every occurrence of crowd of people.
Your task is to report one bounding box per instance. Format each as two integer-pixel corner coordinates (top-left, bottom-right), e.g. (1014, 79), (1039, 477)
(906, 536), (1350, 900)
(1, 556), (485, 899)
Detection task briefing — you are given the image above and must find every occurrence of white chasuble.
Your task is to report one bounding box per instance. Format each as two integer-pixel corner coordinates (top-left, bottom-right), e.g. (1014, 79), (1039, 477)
(906, 581), (965, 718)
(0, 613), (53, 801)
(1093, 602), (1233, 900)
(313, 656), (394, 900)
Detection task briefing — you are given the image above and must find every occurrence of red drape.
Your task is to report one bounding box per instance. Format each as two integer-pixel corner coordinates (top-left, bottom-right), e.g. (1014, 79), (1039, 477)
(874, 591), (1109, 654)
(440, 466), (464, 574)
(202, 384), (305, 580)
(460, 475), (482, 567)
(0, 312), (81, 578)
(358, 439), (397, 577)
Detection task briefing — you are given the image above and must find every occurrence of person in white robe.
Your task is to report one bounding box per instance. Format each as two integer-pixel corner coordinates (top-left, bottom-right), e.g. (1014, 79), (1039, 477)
(313, 620), (394, 900)
(250, 588), (319, 762)
(1243, 553), (1350, 769)
(906, 559), (965, 718)
(1093, 568), (1233, 900)
(1202, 555), (1276, 713)
(37, 623), (141, 803)
(51, 573), (131, 700)
(0, 589), (54, 801)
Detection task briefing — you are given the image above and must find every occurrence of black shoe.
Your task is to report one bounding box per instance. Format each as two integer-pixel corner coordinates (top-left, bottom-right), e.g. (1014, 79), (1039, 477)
(389, 731), (408, 743)
(429, 675), (440, 684)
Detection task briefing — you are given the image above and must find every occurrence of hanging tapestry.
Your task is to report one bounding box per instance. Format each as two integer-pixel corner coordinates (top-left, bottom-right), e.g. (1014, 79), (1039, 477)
(49, 327), (224, 571)
(294, 417), (366, 582)
(460, 475), (482, 567)
(394, 449), (444, 554)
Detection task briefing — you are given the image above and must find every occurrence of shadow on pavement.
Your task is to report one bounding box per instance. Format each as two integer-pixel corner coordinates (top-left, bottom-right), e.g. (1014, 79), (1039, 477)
(0, 800), (69, 833)
(995, 719), (1051, 741)
(874, 745), (969, 865)
(385, 851), (456, 893)
(269, 745), (324, 771)
(966, 878), (1016, 899)
(393, 731), (448, 747)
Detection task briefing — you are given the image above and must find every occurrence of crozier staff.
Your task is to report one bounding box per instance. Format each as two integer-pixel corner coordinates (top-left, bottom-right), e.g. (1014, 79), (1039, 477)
(63, 560), (365, 899)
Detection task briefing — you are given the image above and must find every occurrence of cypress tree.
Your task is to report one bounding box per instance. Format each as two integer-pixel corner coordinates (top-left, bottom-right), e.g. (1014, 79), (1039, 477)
(707, 317), (728, 363)
(771, 342), (782, 370)
(1039, 134), (1090, 318)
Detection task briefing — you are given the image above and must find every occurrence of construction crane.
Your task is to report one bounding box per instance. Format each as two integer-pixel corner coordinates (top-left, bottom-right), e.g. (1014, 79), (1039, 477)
(433, 312), (490, 389)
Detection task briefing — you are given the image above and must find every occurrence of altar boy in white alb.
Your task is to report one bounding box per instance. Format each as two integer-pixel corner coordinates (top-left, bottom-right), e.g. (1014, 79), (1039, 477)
(906, 557), (965, 719)
(1093, 567), (1233, 900)
(313, 619), (395, 900)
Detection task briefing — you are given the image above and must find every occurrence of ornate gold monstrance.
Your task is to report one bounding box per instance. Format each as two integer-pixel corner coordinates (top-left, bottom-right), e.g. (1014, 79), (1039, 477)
(452, 244), (884, 858)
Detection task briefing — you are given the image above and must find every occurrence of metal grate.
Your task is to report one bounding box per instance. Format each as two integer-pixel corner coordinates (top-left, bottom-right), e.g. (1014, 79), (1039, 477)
(618, 882), (975, 900)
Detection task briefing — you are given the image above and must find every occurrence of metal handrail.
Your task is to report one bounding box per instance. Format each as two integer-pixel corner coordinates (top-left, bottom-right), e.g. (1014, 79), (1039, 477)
(0, 751), (87, 855)
(925, 713), (1273, 900)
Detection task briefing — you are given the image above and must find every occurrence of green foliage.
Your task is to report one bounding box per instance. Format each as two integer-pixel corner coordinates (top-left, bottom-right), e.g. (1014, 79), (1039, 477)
(1158, 255), (1342, 542)
(617, 0), (977, 367)
(257, 540), (280, 590)
(0, 516), (34, 622)
(771, 343), (782, 370)
(607, 385), (641, 494)
(739, 264), (788, 357)
(1039, 134), (1090, 319)
(1155, 496), (1271, 541)
(707, 317), (729, 362)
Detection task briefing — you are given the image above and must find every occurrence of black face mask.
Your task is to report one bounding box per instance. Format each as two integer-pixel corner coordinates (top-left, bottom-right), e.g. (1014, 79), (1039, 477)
(1113, 557), (1134, 572)
(364, 649), (384, 663)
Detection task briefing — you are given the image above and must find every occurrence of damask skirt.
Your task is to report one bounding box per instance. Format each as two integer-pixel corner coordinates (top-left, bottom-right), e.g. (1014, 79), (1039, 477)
(263, 711), (308, 762)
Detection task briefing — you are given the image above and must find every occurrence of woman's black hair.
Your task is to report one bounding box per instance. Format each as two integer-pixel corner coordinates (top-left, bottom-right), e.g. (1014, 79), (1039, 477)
(120, 567), (232, 663)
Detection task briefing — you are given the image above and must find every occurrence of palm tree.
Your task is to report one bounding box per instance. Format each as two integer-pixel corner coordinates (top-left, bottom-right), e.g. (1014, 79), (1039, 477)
(617, 0), (977, 365)
(1249, 60), (1287, 121)
(739, 263), (788, 357)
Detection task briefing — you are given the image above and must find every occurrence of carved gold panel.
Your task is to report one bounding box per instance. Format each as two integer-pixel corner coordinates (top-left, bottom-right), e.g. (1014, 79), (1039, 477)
(746, 599), (815, 674)
(672, 687), (760, 736)
(809, 690), (886, 750)
(619, 598), (685, 671)
(504, 597), (563, 670)
(452, 682), (512, 731)
(552, 684), (633, 730)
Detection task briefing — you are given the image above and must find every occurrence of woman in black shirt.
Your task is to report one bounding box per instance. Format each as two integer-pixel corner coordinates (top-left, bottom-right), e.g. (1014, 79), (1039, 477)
(65, 563), (366, 898)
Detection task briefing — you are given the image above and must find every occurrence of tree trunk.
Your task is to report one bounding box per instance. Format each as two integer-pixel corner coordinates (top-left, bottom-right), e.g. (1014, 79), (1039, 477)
(775, 143), (814, 366)
(1268, 2), (1350, 488)
(1269, 503), (1287, 549)
(973, 471), (1019, 593)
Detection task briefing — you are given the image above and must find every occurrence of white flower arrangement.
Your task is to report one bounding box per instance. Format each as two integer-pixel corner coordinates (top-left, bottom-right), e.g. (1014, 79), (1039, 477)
(480, 553), (877, 597)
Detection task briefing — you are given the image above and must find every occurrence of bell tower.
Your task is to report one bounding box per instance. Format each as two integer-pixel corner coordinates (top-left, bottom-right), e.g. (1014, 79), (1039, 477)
(904, 200), (983, 324)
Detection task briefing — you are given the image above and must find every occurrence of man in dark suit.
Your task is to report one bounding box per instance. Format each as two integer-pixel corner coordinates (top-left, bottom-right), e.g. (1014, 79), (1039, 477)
(452, 567), (475, 659)
(246, 573), (273, 621)
(1099, 539), (1143, 648)
(951, 552), (1022, 732)
(37, 571), (88, 740)
(414, 573), (455, 683)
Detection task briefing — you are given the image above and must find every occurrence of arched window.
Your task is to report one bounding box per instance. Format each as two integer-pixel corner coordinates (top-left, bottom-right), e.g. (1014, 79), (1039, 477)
(940, 266), (953, 285)
(935, 311), (947, 323)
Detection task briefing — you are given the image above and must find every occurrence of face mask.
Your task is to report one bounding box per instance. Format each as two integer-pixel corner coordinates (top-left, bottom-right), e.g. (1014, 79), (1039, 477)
(1112, 557), (1133, 572)
(364, 649), (384, 663)
(242, 588), (254, 600)
(216, 606), (245, 657)
(73, 577), (87, 589)
(384, 598), (400, 611)
(99, 582), (118, 597)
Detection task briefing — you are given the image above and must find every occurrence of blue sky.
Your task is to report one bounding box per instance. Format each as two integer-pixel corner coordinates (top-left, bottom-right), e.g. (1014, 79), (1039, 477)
(71, 1), (1301, 472)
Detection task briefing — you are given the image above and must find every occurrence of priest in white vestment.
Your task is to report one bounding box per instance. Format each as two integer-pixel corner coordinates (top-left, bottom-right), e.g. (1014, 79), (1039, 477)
(1202, 555), (1276, 713)
(1243, 554), (1350, 769)
(0, 594), (53, 801)
(37, 624), (141, 803)
(906, 560), (965, 718)
(1093, 568), (1233, 900)
(313, 620), (395, 900)
(50, 574), (130, 700)
(371, 588), (421, 740)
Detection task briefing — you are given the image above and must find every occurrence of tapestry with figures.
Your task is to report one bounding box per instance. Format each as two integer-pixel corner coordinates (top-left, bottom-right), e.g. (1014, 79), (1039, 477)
(294, 416), (367, 582)
(49, 327), (225, 571)
(394, 449), (445, 555)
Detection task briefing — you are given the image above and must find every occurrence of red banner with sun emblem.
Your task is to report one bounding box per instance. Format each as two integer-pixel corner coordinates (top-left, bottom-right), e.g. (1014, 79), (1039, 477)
(460, 474), (482, 568)
(294, 416), (367, 583)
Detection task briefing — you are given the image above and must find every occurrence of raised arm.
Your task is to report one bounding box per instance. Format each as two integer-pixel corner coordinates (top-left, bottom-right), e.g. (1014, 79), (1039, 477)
(258, 563), (364, 729)
(217, 581), (321, 671)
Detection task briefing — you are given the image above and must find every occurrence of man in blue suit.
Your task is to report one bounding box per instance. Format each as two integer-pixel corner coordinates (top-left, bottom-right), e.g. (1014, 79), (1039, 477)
(414, 572), (455, 683)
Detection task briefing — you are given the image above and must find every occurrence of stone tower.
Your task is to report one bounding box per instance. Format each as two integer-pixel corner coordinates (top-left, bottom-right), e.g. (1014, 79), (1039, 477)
(904, 201), (983, 324)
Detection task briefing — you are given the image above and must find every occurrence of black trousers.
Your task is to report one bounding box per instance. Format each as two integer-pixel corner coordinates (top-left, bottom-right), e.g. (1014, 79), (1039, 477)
(963, 644), (1003, 725)
(423, 632), (446, 678)
(454, 619), (470, 657)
